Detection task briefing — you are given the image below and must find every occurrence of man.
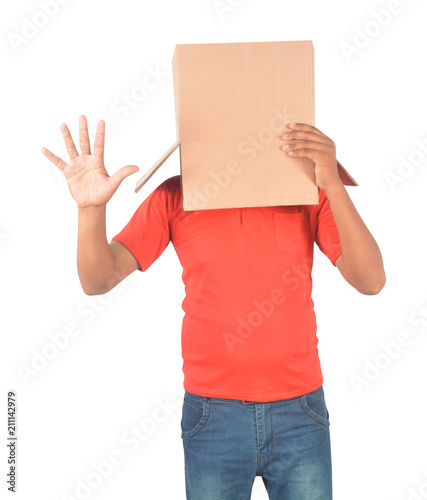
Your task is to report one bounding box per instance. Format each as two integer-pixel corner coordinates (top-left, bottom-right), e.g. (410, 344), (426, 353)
(42, 115), (386, 500)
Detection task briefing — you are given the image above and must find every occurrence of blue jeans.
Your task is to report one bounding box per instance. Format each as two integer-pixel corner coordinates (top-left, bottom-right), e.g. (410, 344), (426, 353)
(180, 385), (332, 500)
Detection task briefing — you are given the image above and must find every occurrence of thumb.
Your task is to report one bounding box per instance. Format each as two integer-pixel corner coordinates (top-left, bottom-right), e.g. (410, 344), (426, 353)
(108, 165), (139, 191)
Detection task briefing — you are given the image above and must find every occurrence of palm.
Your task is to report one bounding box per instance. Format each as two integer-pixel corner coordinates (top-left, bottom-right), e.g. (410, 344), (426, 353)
(42, 115), (139, 208)
(63, 154), (114, 207)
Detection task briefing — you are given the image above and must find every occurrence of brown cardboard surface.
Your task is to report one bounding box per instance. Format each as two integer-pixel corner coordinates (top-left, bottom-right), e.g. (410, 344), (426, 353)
(135, 40), (358, 209)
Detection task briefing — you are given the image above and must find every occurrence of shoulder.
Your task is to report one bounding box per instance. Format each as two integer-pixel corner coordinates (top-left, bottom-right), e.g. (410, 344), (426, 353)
(146, 174), (181, 199)
(153, 175), (182, 223)
(160, 174), (181, 189)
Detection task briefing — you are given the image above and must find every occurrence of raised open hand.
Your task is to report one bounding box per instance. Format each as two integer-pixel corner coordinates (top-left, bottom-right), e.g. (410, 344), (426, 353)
(41, 115), (139, 208)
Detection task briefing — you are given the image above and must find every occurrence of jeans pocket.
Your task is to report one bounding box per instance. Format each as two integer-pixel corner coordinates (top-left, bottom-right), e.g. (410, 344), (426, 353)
(181, 392), (210, 440)
(299, 385), (330, 427)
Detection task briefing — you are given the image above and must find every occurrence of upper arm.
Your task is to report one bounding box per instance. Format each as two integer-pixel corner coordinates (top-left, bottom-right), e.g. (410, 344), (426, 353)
(108, 240), (141, 290)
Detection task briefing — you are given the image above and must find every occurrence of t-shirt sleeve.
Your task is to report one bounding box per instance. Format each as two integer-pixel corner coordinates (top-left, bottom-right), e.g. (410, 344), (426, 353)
(314, 188), (342, 266)
(111, 178), (175, 272)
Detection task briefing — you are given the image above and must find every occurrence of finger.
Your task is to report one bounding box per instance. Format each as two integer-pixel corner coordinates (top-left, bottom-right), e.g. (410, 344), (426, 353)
(285, 123), (328, 138)
(285, 148), (328, 158)
(108, 164), (140, 191)
(281, 139), (330, 152)
(41, 147), (67, 171)
(281, 130), (330, 143)
(79, 114), (91, 155)
(93, 120), (105, 160)
(60, 122), (79, 160)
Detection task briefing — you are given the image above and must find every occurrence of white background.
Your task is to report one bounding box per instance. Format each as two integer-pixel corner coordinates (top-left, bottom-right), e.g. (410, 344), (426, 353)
(1, 0), (427, 499)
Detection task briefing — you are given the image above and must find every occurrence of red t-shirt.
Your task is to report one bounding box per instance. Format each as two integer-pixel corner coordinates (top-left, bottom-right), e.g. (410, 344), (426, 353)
(112, 175), (342, 402)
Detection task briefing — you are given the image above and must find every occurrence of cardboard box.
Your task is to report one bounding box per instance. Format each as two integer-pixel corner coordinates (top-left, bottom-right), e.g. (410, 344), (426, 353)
(135, 40), (358, 210)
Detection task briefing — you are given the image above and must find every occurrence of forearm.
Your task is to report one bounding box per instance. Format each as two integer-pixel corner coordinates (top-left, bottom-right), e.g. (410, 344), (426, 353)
(323, 182), (386, 294)
(77, 205), (114, 295)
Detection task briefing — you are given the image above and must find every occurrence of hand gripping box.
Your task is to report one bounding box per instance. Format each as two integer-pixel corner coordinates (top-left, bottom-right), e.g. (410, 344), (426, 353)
(135, 40), (358, 210)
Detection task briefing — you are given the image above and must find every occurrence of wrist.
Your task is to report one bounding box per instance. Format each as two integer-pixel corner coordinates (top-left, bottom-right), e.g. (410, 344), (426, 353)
(78, 204), (106, 212)
(321, 178), (346, 198)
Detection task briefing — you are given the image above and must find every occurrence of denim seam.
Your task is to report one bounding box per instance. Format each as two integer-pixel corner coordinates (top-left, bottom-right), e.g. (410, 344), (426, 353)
(183, 400), (203, 413)
(299, 395), (329, 428)
(258, 403), (274, 464)
(187, 400), (212, 442)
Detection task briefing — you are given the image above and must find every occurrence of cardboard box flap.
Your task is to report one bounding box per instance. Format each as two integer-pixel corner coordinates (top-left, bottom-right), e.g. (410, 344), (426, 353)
(337, 160), (358, 186)
(134, 140), (180, 193)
